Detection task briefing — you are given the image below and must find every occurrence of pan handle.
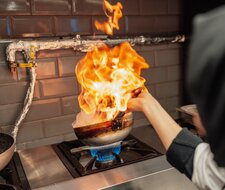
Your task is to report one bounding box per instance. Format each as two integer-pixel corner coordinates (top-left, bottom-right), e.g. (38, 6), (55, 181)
(111, 117), (123, 131)
(111, 87), (142, 130)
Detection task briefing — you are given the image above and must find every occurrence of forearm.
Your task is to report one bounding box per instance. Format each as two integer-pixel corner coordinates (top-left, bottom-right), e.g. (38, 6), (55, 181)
(142, 96), (203, 178)
(128, 92), (203, 178)
(142, 96), (182, 150)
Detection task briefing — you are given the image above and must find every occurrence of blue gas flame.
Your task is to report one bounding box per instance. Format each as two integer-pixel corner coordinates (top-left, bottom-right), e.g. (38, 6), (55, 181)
(90, 145), (121, 162)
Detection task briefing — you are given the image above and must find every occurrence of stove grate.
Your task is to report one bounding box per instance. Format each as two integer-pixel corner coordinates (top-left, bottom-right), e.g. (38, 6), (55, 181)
(53, 135), (162, 178)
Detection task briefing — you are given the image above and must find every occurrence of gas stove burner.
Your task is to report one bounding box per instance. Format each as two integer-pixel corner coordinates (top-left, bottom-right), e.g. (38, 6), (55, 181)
(90, 143), (121, 163)
(53, 134), (162, 177)
(89, 143), (123, 168)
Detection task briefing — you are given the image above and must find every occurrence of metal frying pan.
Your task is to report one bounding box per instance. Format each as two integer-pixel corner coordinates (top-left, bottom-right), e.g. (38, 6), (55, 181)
(73, 88), (143, 146)
(0, 133), (15, 171)
(73, 112), (133, 146)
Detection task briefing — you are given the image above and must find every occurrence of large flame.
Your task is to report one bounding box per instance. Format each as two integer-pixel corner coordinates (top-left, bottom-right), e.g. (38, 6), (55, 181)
(95, 0), (123, 35)
(76, 42), (149, 121)
(75, 0), (150, 122)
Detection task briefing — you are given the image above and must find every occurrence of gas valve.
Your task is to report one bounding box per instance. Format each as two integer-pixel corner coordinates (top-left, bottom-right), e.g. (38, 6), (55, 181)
(10, 45), (37, 80)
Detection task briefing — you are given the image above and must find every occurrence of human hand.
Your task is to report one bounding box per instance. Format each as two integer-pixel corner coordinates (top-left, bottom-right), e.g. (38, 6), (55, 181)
(128, 90), (182, 150)
(127, 91), (155, 113)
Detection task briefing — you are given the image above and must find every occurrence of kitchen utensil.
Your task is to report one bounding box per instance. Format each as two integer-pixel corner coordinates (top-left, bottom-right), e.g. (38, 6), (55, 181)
(176, 104), (197, 125)
(73, 112), (133, 146)
(176, 104), (197, 116)
(0, 133), (15, 171)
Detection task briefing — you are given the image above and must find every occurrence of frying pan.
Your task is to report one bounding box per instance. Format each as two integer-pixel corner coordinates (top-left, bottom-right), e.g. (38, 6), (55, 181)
(0, 133), (15, 171)
(73, 112), (133, 146)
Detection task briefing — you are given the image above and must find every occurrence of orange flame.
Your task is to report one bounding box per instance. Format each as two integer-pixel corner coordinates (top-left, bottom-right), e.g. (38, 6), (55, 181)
(76, 42), (149, 121)
(95, 0), (123, 35)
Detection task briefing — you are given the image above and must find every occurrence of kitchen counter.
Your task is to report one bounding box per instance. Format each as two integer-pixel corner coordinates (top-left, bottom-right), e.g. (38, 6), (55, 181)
(103, 167), (198, 190)
(18, 125), (198, 190)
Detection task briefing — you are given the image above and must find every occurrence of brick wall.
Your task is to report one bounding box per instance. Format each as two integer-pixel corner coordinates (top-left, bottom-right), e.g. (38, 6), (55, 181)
(0, 0), (183, 38)
(0, 0), (184, 149)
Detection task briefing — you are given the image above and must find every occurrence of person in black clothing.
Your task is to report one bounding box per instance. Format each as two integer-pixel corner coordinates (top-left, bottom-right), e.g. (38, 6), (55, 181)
(128, 5), (225, 190)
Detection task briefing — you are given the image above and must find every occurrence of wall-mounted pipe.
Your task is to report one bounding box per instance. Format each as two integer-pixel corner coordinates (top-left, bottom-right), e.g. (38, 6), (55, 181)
(7, 45), (37, 148)
(6, 35), (185, 70)
(12, 67), (36, 145)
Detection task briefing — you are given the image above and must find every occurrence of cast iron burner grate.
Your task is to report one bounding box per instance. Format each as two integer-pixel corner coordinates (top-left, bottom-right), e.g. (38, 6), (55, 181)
(53, 135), (162, 178)
(0, 152), (30, 190)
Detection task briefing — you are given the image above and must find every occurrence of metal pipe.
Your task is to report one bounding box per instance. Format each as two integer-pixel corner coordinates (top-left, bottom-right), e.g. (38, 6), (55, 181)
(6, 35), (185, 68)
(12, 67), (36, 147)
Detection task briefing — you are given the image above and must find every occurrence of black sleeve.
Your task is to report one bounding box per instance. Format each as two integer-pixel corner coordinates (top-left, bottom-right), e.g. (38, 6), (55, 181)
(166, 128), (203, 179)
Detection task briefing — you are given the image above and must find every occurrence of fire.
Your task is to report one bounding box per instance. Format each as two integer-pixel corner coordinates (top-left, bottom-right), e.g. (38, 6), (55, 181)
(75, 0), (150, 122)
(95, 0), (123, 35)
(76, 42), (149, 121)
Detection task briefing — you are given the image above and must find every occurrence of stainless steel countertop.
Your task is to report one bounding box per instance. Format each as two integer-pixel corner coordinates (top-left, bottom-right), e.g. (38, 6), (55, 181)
(103, 168), (198, 190)
(18, 125), (198, 190)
